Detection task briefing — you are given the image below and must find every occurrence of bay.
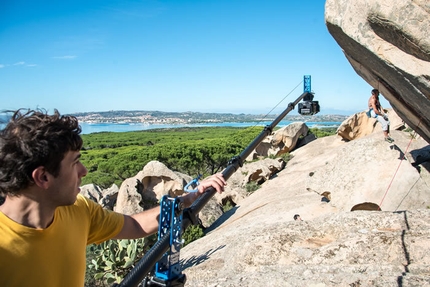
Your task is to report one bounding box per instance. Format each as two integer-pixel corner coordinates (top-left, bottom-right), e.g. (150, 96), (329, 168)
(80, 121), (340, 135)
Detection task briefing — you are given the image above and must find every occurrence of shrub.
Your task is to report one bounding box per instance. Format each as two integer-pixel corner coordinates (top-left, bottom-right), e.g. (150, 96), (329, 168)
(309, 127), (337, 138)
(280, 153), (292, 163)
(245, 181), (260, 193)
(182, 225), (205, 245)
(86, 238), (151, 285)
(223, 201), (234, 213)
(85, 245), (106, 287)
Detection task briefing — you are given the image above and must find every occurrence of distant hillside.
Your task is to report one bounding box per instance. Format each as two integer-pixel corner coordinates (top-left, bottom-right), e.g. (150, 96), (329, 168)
(71, 110), (348, 124)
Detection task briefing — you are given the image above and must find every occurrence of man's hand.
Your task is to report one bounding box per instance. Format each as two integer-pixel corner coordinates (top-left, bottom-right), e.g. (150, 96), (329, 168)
(182, 173), (226, 208)
(116, 173), (226, 239)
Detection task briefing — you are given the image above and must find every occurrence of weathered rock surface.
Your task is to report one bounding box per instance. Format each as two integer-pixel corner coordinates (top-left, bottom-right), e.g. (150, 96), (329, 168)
(180, 130), (430, 287)
(337, 108), (404, 141)
(114, 161), (193, 215)
(248, 122), (310, 160)
(325, 0), (430, 143)
(91, 159), (285, 227)
(80, 183), (118, 210)
(214, 157), (286, 206)
(182, 209), (430, 287)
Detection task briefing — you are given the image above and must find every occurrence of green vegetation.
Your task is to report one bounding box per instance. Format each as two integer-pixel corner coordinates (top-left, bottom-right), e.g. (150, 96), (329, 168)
(245, 181), (260, 193)
(309, 127), (337, 138)
(81, 127), (261, 188)
(223, 200), (234, 213)
(85, 245), (104, 287)
(182, 225), (205, 245)
(280, 152), (292, 163)
(86, 238), (149, 285)
(85, 226), (205, 286)
(80, 126), (337, 190)
(403, 127), (419, 139)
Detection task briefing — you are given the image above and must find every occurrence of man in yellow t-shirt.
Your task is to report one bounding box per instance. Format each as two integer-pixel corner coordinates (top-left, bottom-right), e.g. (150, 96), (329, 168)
(0, 109), (226, 287)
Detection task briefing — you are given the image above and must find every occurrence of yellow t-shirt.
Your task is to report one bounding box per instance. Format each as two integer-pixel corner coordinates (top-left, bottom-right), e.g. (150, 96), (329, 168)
(0, 194), (124, 287)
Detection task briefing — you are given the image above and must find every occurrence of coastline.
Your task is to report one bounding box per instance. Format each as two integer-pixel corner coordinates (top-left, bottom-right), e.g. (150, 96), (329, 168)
(80, 121), (341, 135)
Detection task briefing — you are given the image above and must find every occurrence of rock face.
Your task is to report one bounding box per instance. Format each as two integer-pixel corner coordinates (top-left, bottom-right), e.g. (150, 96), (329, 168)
(214, 158), (286, 207)
(337, 108), (403, 141)
(325, 0), (430, 143)
(182, 209), (430, 287)
(114, 161), (193, 215)
(248, 122), (310, 160)
(80, 183), (118, 210)
(180, 130), (430, 287)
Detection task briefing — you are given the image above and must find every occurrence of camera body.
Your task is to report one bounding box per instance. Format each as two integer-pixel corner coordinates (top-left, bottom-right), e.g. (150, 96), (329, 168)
(298, 100), (320, 115)
(298, 92), (320, 115)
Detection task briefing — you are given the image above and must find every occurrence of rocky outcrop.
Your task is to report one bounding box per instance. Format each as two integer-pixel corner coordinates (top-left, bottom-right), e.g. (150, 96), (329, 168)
(180, 130), (430, 286)
(248, 122), (310, 160)
(78, 126), (430, 285)
(325, 0), (430, 143)
(182, 209), (430, 287)
(337, 108), (404, 141)
(214, 158), (286, 207)
(114, 170), (146, 215)
(80, 183), (118, 210)
(271, 122), (309, 153)
(114, 161), (193, 215)
(105, 159), (285, 226)
(140, 161), (192, 199)
(197, 198), (224, 229)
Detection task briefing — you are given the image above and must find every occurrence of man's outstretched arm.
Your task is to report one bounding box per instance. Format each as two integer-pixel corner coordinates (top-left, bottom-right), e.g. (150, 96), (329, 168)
(114, 173), (226, 239)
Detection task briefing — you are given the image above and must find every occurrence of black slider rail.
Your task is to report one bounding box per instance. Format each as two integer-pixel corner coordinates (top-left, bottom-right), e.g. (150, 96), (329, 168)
(114, 91), (312, 287)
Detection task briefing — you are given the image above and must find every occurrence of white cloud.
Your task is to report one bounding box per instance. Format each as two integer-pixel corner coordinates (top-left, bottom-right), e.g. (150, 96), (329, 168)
(52, 55), (77, 59)
(0, 62), (37, 68)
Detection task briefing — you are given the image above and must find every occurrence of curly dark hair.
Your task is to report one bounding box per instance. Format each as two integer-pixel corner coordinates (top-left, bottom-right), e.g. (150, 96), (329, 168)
(0, 109), (83, 196)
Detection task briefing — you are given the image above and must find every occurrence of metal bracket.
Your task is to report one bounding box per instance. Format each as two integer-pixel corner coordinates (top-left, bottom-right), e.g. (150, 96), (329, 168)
(154, 196), (184, 281)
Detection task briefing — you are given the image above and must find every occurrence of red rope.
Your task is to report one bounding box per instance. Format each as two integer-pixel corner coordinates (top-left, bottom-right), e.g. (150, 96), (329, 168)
(378, 136), (414, 210)
(378, 118), (422, 210)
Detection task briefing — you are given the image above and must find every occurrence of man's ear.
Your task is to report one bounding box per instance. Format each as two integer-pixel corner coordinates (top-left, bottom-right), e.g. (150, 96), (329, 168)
(32, 166), (51, 189)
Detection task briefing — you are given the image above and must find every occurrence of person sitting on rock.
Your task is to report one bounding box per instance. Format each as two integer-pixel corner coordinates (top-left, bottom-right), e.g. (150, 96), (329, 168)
(368, 88), (394, 143)
(0, 108), (227, 287)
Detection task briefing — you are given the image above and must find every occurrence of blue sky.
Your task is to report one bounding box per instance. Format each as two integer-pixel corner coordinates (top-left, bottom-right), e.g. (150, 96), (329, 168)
(0, 0), (390, 116)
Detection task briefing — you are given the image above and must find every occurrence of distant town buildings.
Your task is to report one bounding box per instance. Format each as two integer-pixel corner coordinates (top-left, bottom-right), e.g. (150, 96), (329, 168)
(72, 110), (348, 125)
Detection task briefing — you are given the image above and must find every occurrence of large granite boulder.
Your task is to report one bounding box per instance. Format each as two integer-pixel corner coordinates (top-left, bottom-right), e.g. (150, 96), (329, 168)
(180, 130), (430, 286)
(80, 183), (119, 210)
(325, 0), (430, 143)
(114, 170), (146, 215)
(114, 161), (193, 215)
(182, 209), (430, 286)
(337, 108), (404, 141)
(248, 122), (310, 160)
(214, 157), (286, 206)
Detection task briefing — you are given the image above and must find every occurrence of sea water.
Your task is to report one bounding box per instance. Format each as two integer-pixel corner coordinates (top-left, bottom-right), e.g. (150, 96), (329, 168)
(79, 121), (340, 135)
